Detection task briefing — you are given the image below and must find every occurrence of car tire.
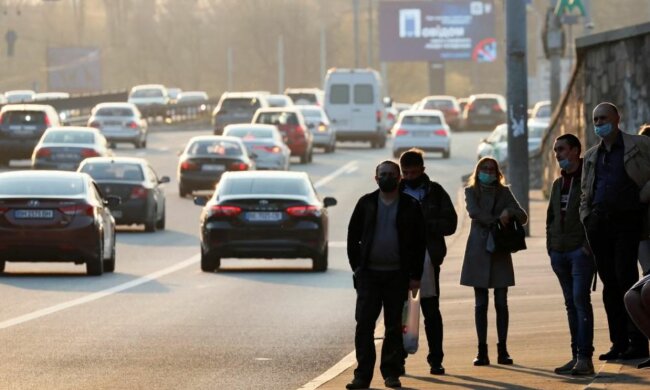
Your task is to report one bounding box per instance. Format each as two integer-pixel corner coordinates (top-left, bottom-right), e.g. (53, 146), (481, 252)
(0, 157), (8, 167)
(329, 142), (336, 153)
(312, 245), (328, 272)
(201, 248), (221, 272)
(300, 151), (309, 164)
(144, 210), (157, 233)
(0, 260), (5, 273)
(86, 239), (104, 276)
(378, 136), (386, 149)
(179, 184), (189, 198)
(156, 207), (166, 230)
(308, 148), (313, 163)
(443, 150), (450, 159)
(104, 238), (116, 273)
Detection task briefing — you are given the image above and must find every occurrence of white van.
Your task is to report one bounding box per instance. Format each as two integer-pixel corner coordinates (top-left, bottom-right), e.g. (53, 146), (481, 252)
(323, 68), (386, 148)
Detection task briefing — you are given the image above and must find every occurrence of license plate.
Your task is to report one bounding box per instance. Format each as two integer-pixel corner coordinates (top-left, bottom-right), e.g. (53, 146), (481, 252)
(104, 121), (122, 126)
(413, 131), (430, 137)
(478, 107), (491, 115)
(246, 211), (282, 222)
(54, 153), (78, 160)
(14, 209), (54, 219)
(110, 210), (123, 218)
(202, 164), (225, 171)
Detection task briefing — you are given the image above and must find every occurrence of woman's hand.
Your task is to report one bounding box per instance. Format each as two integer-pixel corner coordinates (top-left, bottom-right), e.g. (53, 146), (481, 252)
(499, 209), (511, 225)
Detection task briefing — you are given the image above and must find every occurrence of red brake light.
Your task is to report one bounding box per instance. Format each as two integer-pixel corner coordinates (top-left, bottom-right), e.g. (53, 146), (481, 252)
(376, 110), (382, 123)
(286, 205), (320, 217)
(81, 148), (100, 158)
(0, 207), (8, 215)
(434, 129), (447, 136)
(229, 162), (249, 171)
(207, 205), (241, 218)
(60, 203), (94, 217)
(467, 103), (475, 111)
(294, 125), (305, 135)
(180, 160), (198, 171)
(127, 121), (138, 129)
(36, 148), (52, 158)
(0, 113), (4, 125)
(130, 186), (147, 199)
(492, 104), (502, 112)
(44, 115), (51, 127)
(395, 129), (408, 136)
(387, 113), (395, 121)
(89, 121), (100, 128)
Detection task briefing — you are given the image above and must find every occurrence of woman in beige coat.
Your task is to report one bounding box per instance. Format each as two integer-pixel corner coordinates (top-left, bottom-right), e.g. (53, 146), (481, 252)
(461, 157), (528, 366)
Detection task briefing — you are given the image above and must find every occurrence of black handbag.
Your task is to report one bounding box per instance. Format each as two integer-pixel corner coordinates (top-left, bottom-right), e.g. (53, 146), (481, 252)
(491, 219), (527, 253)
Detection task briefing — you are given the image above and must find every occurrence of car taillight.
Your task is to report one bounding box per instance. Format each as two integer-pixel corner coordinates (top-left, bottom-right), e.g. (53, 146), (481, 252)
(207, 205), (241, 218)
(127, 121), (138, 129)
(0, 113), (4, 125)
(130, 186), (147, 199)
(81, 148), (100, 158)
(467, 103), (475, 112)
(89, 121), (100, 128)
(448, 108), (459, 115)
(60, 203), (94, 217)
(395, 129), (408, 136)
(180, 160), (198, 171)
(376, 110), (382, 123)
(434, 129), (447, 136)
(229, 162), (249, 171)
(254, 145), (281, 153)
(294, 125), (305, 135)
(0, 207), (8, 215)
(36, 148), (52, 158)
(44, 115), (51, 127)
(492, 104), (502, 112)
(286, 205), (320, 217)
(387, 113), (395, 121)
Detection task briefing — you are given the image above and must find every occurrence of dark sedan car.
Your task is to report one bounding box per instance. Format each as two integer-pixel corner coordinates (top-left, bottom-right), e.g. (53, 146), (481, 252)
(0, 170), (118, 275)
(177, 135), (254, 197)
(194, 171), (337, 272)
(78, 157), (169, 232)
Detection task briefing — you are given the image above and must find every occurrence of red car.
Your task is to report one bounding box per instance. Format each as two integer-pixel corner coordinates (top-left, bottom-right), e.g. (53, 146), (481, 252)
(0, 170), (119, 275)
(252, 107), (313, 164)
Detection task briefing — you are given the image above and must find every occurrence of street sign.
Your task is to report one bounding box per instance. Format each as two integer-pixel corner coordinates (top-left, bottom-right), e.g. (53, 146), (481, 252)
(554, 0), (586, 17)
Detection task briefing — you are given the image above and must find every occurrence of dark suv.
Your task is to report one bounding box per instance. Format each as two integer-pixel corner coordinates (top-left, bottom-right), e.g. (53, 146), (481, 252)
(0, 104), (61, 166)
(212, 92), (269, 135)
(462, 94), (507, 130)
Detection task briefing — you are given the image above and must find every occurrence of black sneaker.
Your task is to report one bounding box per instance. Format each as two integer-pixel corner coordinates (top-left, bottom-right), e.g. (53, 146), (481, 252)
(345, 377), (370, 389)
(384, 376), (402, 388)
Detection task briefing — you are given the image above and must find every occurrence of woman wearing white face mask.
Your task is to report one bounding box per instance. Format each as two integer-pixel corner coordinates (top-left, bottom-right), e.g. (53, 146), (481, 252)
(460, 157), (528, 367)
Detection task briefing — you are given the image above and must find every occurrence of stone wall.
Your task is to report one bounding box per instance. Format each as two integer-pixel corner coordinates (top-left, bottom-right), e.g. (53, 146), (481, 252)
(540, 22), (650, 197)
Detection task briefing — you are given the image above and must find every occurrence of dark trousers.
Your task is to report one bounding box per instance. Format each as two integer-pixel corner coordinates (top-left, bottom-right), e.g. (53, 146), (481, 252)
(474, 287), (508, 344)
(550, 248), (595, 358)
(421, 266), (443, 366)
(585, 211), (648, 352)
(354, 269), (408, 382)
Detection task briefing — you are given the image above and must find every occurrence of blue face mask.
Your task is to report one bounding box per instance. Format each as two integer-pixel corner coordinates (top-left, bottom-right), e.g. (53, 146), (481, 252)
(478, 172), (497, 185)
(594, 122), (613, 138)
(558, 158), (571, 170)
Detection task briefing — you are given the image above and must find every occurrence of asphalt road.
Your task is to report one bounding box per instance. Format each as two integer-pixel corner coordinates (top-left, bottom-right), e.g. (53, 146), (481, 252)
(0, 127), (487, 389)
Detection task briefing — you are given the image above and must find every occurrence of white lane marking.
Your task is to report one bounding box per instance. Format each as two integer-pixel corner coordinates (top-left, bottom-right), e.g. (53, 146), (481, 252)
(0, 255), (199, 330)
(313, 161), (358, 189)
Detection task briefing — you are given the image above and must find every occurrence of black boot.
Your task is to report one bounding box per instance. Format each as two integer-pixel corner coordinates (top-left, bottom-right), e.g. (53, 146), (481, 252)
(473, 343), (490, 366)
(497, 342), (513, 365)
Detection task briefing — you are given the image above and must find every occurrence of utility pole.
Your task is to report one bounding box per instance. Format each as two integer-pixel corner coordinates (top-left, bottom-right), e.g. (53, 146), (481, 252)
(320, 25), (327, 84)
(506, 0), (529, 225)
(367, 0), (373, 68)
(545, 2), (563, 112)
(278, 35), (285, 94)
(227, 47), (233, 91)
(353, 0), (360, 68)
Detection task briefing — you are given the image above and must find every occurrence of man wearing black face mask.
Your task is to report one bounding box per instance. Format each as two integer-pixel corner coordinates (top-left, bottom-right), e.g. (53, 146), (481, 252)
(398, 148), (457, 376)
(346, 160), (426, 389)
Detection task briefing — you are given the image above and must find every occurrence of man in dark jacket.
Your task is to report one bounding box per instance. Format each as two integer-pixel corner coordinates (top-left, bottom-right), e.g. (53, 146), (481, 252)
(547, 134), (595, 375)
(399, 148), (457, 375)
(346, 160), (426, 390)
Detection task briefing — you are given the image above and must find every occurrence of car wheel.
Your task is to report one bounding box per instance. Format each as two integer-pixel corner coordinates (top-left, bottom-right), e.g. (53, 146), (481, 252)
(329, 142), (336, 153)
(201, 248), (221, 272)
(312, 245), (328, 272)
(0, 157), (8, 167)
(370, 140), (378, 149)
(103, 238), (116, 273)
(141, 138), (147, 148)
(86, 239), (104, 276)
(0, 260), (5, 273)
(443, 150), (450, 159)
(179, 184), (189, 198)
(144, 210), (157, 233)
(308, 148), (313, 163)
(300, 151), (309, 164)
(156, 206), (166, 230)
(378, 136), (386, 149)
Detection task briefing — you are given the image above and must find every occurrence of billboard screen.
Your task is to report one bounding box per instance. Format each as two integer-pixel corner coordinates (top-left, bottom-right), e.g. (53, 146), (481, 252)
(47, 47), (102, 92)
(379, 0), (496, 63)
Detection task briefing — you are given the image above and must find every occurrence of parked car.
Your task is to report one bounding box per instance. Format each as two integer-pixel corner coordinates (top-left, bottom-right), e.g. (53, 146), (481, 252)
(0, 170), (118, 275)
(284, 88), (324, 106)
(252, 107), (314, 163)
(127, 84), (170, 117)
(194, 170), (337, 272)
(88, 102), (148, 148)
(416, 95), (462, 131)
(177, 135), (255, 197)
(31, 126), (112, 171)
(78, 157), (169, 232)
(323, 68), (386, 148)
(212, 92), (269, 135)
(531, 100), (552, 125)
(0, 104), (61, 166)
(266, 94), (294, 107)
(223, 124), (290, 171)
(391, 110), (451, 159)
(4, 90), (35, 104)
(476, 119), (547, 168)
(295, 105), (336, 153)
(462, 93), (507, 130)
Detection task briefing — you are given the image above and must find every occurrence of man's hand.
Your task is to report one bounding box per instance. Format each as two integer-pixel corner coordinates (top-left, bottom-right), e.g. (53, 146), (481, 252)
(409, 279), (420, 298)
(499, 209), (511, 225)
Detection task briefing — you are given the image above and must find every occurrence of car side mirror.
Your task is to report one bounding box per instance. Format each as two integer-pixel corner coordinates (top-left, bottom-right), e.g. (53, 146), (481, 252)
(323, 197), (337, 208)
(248, 152), (258, 159)
(307, 123), (315, 129)
(159, 176), (170, 184)
(104, 195), (122, 208)
(193, 196), (209, 206)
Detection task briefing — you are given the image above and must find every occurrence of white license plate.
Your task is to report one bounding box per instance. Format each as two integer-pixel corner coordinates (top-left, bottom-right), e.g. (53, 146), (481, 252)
(478, 107), (491, 115)
(55, 153), (78, 160)
(110, 210), (122, 218)
(246, 212), (282, 222)
(15, 209), (54, 219)
(202, 164), (225, 171)
(413, 131), (431, 137)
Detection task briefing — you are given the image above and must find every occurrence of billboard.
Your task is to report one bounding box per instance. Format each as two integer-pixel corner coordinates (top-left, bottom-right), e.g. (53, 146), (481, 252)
(47, 47), (102, 92)
(379, 0), (496, 63)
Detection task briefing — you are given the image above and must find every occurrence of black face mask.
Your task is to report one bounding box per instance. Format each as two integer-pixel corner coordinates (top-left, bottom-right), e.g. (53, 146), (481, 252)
(378, 176), (399, 192)
(402, 175), (425, 189)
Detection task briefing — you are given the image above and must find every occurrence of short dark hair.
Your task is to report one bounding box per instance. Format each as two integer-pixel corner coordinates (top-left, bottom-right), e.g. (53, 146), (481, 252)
(399, 148), (424, 167)
(555, 133), (581, 154)
(639, 124), (650, 137)
(375, 160), (400, 175)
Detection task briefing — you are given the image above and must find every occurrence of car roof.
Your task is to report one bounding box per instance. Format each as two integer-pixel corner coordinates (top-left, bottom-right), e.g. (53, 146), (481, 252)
(0, 103), (56, 112)
(224, 124), (277, 131)
(178, 91), (208, 97)
(46, 126), (101, 133)
(469, 93), (504, 100)
(187, 135), (244, 143)
(295, 105), (323, 111)
(400, 109), (444, 117)
(80, 156), (146, 165)
(255, 107), (300, 114)
(221, 170), (309, 180)
(0, 170), (90, 180)
(94, 102), (137, 109)
(285, 88), (322, 93)
(222, 91), (269, 98)
(5, 90), (35, 96)
(130, 84), (166, 91)
(422, 95), (458, 102)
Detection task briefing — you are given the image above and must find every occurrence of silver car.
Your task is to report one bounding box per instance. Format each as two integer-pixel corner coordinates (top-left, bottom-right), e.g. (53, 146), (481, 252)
(223, 124), (290, 170)
(391, 110), (451, 159)
(31, 127), (112, 171)
(88, 102), (148, 148)
(296, 105), (336, 153)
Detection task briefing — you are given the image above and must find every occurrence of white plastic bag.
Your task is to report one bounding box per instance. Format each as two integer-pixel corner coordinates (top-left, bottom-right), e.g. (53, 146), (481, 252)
(402, 290), (420, 354)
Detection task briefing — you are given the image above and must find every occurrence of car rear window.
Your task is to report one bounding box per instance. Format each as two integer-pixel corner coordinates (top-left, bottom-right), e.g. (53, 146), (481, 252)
(473, 98), (499, 108)
(226, 127), (274, 139)
(43, 131), (95, 144)
(300, 109), (322, 119)
(131, 89), (163, 98)
(255, 112), (298, 126)
(219, 177), (310, 196)
(221, 98), (261, 110)
(402, 116), (442, 125)
(267, 96), (290, 107)
(329, 84), (350, 104)
(354, 84), (374, 104)
(3, 111), (46, 126)
(95, 107), (134, 117)
(178, 95), (206, 103)
(424, 100), (454, 110)
(187, 140), (243, 156)
(287, 93), (316, 105)
(0, 176), (84, 196)
(80, 163), (144, 181)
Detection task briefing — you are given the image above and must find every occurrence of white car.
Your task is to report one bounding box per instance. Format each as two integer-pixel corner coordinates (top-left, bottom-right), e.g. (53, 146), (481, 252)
(476, 119), (547, 167)
(127, 84), (170, 116)
(4, 90), (35, 103)
(391, 110), (451, 159)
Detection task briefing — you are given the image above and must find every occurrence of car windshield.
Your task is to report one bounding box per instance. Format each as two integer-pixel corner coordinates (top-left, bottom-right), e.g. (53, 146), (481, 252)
(0, 176), (84, 196)
(95, 107), (134, 117)
(287, 93), (316, 105)
(300, 109), (322, 119)
(188, 140), (243, 156)
(226, 127), (274, 139)
(43, 131), (94, 144)
(221, 98), (260, 110)
(256, 112), (298, 126)
(219, 177), (311, 196)
(401, 115), (442, 125)
(80, 163), (144, 181)
(4, 111), (46, 125)
(131, 89), (163, 98)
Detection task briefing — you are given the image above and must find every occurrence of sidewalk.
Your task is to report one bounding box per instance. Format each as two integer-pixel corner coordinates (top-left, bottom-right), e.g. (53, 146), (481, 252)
(314, 190), (650, 389)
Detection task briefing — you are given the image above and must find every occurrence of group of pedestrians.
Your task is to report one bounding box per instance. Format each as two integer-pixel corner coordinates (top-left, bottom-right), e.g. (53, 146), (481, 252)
(345, 101), (650, 389)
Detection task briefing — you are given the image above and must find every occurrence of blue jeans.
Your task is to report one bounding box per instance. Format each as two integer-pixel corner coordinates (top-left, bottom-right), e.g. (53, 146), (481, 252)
(550, 248), (595, 358)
